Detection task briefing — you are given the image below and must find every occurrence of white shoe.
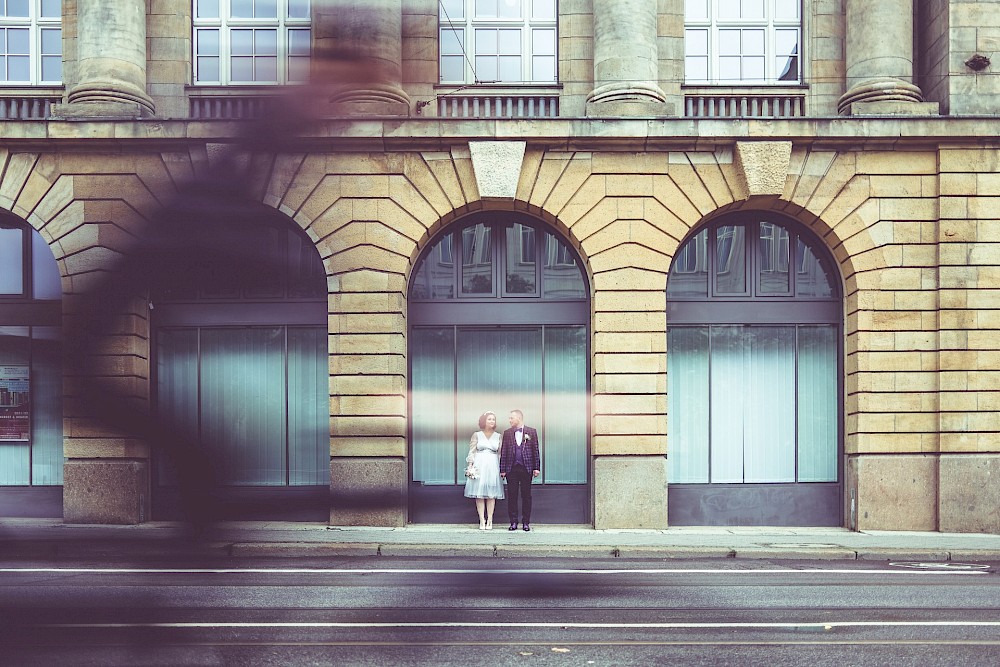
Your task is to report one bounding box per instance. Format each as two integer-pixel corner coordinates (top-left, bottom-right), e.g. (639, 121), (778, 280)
(486, 520), (493, 530)
(479, 521), (486, 530)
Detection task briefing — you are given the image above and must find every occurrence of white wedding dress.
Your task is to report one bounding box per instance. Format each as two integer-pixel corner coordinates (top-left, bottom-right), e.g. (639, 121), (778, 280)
(463, 431), (504, 499)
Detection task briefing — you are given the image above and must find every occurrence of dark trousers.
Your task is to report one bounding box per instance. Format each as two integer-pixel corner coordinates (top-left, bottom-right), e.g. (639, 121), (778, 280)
(506, 465), (533, 524)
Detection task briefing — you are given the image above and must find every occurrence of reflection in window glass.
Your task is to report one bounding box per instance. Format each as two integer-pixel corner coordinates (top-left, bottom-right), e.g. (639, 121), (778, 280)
(412, 234), (455, 300)
(715, 225), (746, 293)
(462, 224), (493, 295)
(505, 224), (536, 294)
(0, 227), (24, 294)
(758, 222), (790, 294)
(542, 233), (586, 299)
(667, 228), (709, 298)
(796, 238), (835, 297)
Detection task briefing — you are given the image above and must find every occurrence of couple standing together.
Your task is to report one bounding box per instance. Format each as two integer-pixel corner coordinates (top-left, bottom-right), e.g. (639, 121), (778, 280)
(464, 409), (540, 531)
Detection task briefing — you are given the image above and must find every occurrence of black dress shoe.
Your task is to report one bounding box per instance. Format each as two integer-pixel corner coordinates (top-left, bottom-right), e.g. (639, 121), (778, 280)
(508, 523), (518, 531)
(522, 523), (531, 532)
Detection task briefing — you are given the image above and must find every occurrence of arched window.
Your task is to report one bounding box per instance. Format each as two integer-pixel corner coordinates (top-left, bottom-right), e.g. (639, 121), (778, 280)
(0, 214), (62, 512)
(408, 213), (589, 523)
(152, 210), (328, 519)
(666, 213), (841, 526)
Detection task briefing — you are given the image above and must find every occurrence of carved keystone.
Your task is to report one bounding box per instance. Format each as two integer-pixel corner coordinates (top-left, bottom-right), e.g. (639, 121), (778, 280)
(735, 141), (793, 198)
(468, 141), (527, 200)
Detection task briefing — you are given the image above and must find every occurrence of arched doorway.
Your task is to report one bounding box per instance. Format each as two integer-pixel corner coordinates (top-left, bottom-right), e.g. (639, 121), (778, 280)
(0, 214), (62, 517)
(408, 213), (590, 523)
(666, 213), (842, 526)
(151, 207), (329, 520)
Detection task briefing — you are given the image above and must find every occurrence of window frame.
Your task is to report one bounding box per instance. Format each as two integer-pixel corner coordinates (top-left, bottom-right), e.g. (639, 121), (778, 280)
(0, 0), (61, 86)
(192, 0), (311, 86)
(684, 0), (801, 86)
(438, 0), (558, 85)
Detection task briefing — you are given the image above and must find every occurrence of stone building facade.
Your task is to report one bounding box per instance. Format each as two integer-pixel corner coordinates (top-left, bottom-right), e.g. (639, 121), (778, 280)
(0, 0), (998, 532)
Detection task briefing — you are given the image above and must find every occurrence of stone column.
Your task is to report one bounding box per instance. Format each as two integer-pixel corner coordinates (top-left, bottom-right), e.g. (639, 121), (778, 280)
(838, 0), (937, 115)
(586, 0), (671, 116)
(315, 0), (410, 116)
(57, 0), (154, 118)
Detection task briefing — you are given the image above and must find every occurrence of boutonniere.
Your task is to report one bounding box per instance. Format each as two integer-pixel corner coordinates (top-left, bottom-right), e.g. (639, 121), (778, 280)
(525, 434), (532, 441)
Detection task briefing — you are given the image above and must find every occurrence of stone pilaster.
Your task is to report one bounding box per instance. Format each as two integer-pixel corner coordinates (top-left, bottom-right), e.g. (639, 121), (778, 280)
(316, 0), (410, 116)
(838, 0), (937, 116)
(586, 0), (671, 117)
(54, 0), (154, 118)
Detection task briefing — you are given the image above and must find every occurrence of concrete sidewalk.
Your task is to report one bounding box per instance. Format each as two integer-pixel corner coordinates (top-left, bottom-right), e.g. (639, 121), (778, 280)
(3, 519), (1000, 561)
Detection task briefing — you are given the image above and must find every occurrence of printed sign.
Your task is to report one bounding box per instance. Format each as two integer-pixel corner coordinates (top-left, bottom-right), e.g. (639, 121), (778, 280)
(0, 366), (29, 441)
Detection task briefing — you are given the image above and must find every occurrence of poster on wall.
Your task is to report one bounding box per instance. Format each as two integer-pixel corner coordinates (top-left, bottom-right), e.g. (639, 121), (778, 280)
(0, 366), (29, 441)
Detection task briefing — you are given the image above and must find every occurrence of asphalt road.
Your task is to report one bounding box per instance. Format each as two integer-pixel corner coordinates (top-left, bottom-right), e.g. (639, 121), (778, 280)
(0, 557), (998, 666)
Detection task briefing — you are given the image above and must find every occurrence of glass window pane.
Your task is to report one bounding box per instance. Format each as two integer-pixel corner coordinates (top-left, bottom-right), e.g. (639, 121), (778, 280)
(287, 0), (310, 19)
(774, 0), (800, 21)
(255, 29), (278, 56)
(685, 0), (709, 21)
(685, 56), (708, 81)
(256, 0), (278, 18)
(743, 29), (765, 55)
(197, 29), (220, 56)
(231, 29), (253, 56)
(532, 28), (554, 55)
(775, 29), (798, 55)
(475, 55), (497, 82)
(798, 326), (838, 482)
(718, 30), (741, 56)
(440, 28), (464, 56)
(778, 55), (799, 82)
(532, 55), (554, 82)
(197, 56), (220, 82)
(758, 222), (790, 294)
(543, 327), (587, 484)
(475, 0), (497, 19)
(741, 0), (764, 20)
(718, 56), (740, 82)
(505, 224), (536, 295)
(499, 0), (521, 18)
(709, 326), (744, 483)
(476, 29), (497, 55)
(796, 239), (835, 297)
(41, 54), (60, 81)
(255, 56), (277, 81)
(440, 0), (464, 20)
(32, 230), (60, 299)
(440, 55), (465, 82)
(40, 0), (61, 18)
(29, 327), (63, 485)
(715, 225), (746, 294)
(411, 332), (457, 484)
(744, 56), (764, 81)
(155, 328), (200, 485)
(8, 28), (28, 54)
(542, 233), (586, 299)
(718, 0), (740, 19)
(196, 0), (220, 18)
(532, 0), (556, 20)
(6, 54), (27, 80)
(288, 55), (309, 81)
(668, 229), (708, 298)
(231, 0), (253, 18)
(668, 327), (710, 483)
(461, 224), (493, 295)
(231, 56), (253, 81)
(744, 327), (796, 483)
(498, 29), (520, 55)
(412, 233), (456, 299)
(287, 327), (330, 486)
(41, 28), (60, 55)
(0, 227), (24, 294)
(498, 55), (520, 81)
(6, 0), (28, 18)
(685, 29), (708, 56)
(288, 29), (310, 56)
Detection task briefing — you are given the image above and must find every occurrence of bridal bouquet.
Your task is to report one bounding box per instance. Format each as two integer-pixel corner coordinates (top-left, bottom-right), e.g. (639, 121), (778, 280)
(464, 463), (480, 479)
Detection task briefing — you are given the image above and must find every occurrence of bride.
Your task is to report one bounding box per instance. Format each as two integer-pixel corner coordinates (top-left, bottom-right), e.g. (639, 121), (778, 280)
(464, 411), (505, 529)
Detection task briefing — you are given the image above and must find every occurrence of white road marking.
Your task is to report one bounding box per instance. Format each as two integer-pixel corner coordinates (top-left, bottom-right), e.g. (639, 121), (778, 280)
(0, 567), (989, 575)
(40, 620), (1000, 630)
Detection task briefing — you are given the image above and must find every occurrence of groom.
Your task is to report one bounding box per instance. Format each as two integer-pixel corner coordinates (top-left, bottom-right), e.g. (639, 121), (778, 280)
(500, 409), (540, 532)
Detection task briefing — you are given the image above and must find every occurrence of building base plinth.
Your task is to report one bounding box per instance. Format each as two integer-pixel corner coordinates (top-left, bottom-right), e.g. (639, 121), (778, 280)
(63, 460), (149, 525)
(594, 456), (668, 529)
(846, 454), (937, 531)
(940, 455), (1000, 534)
(330, 457), (407, 527)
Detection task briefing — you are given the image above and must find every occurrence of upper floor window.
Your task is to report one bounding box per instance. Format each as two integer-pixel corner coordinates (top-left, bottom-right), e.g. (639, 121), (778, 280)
(438, 0), (557, 84)
(193, 0), (311, 85)
(685, 0), (799, 85)
(0, 0), (61, 85)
